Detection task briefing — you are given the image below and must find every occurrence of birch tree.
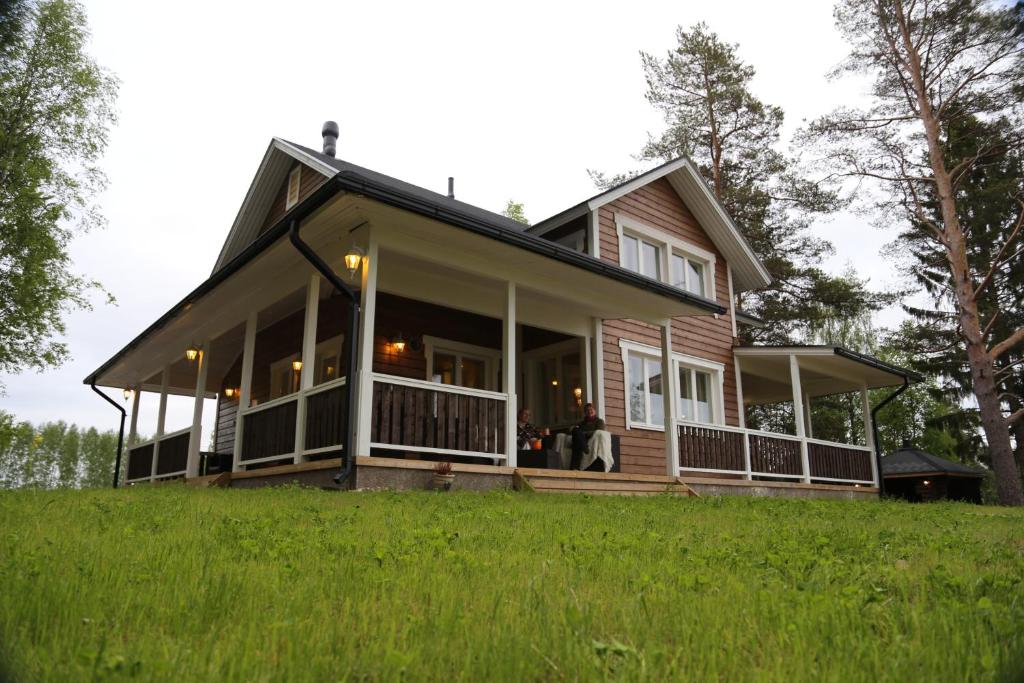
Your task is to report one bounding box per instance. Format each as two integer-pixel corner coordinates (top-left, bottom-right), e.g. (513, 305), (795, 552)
(803, 0), (1024, 504)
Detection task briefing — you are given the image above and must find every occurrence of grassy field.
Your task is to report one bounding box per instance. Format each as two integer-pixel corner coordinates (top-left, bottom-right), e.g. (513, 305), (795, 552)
(0, 486), (1022, 682)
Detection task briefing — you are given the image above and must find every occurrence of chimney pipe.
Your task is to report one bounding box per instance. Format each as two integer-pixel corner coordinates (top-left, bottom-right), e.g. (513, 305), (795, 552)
(322, 121), (339, 157)
(447, 177), (454, 199)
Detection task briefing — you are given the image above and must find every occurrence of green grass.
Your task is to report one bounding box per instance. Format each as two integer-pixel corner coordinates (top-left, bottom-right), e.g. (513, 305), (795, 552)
(1, 487), (1022, 682)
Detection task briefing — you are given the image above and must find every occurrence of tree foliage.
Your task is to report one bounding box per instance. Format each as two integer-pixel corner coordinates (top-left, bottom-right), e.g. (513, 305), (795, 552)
(802, 0), (1024, 505)
(0, 0), (117, 386)
(0, 410), (120, 488)
(501, 199), (529, 225)
(591, 23), (888, 344)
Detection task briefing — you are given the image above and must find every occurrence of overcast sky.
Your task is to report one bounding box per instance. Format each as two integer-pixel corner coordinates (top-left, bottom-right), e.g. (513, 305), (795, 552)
(1, 0), (911, 436)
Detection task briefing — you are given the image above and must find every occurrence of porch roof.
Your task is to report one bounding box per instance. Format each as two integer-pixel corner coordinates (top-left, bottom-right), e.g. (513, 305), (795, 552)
(85, 165), (726, 392)
(734, 345), (921, 405)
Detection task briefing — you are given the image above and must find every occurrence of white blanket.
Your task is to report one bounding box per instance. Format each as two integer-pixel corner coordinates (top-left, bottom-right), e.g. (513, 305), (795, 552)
(579, 429), (614, 472)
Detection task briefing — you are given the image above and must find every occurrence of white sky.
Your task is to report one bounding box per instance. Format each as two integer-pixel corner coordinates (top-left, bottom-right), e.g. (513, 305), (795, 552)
(0, 0), (911, 436)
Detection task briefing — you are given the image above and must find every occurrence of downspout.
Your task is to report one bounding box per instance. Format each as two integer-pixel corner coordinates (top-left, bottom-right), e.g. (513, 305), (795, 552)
(90, 383), (126, 488)
(870, 376), (910, 498)
(288, 218), (361, 487)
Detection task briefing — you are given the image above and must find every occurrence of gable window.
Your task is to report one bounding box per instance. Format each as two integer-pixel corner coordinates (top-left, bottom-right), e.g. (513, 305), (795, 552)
(286, 166), (302, 210)
(615, 213), (716, 299)
(620, 340), (725, 430)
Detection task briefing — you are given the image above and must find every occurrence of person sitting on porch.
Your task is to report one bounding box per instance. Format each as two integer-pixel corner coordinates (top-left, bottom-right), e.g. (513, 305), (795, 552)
(570, 403), (607, 469)
(516, 408), (546, 450)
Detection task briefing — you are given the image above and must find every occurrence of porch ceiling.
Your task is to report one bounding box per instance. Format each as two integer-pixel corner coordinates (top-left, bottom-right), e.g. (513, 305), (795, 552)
(735, 346), (917, 405)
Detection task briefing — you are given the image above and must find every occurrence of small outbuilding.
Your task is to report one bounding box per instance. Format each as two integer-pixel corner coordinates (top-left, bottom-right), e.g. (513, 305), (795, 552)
(881, 445), (986, 503)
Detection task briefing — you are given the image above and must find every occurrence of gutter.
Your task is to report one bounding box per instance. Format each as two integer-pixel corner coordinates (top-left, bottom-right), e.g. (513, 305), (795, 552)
(834, 347), (923, 382)
(288, 218), (360, 487)
(90, 383), (126, 488)
(870, 376), (911, 498)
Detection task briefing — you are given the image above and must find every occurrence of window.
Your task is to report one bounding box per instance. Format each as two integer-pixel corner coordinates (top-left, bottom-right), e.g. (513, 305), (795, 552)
(524, 340), (585, 427)
(671, 252), (708, 297)
(269, 353), (300, 400)
(620, 340), (725, 429)
(313, 335), (344, 385)
(615, 213), (716, 297)
(286, 166), (302, 210)
(423, 336), (500, 390)
(620, 234), (661, 279)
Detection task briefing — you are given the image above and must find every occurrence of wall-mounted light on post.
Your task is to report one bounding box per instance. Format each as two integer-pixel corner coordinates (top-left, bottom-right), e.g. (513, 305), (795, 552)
(389, 333), (406, 353)
(344, 246), (365, 280)
(224, 387), (236, 399)
(185, 345), (200, 362)
(123, 387), (133, 402)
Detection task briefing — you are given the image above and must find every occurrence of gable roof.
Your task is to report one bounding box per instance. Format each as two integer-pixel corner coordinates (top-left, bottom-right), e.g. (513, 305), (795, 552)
(881, 447), (986, 478)
(528, 158), (772, 292)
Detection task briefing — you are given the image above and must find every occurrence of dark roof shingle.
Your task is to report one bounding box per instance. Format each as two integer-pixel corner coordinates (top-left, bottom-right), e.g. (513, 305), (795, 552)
(881, 447), (985, 477)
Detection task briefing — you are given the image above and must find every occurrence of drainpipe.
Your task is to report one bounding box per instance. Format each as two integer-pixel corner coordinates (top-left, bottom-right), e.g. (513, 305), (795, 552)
(91, 383), (126, 488)
(288, 219), (361, 487)
(869, 376), (910, 498)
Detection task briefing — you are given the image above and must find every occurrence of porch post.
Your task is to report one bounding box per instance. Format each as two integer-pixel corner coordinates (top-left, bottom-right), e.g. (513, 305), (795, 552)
(503, 282), (517, 467)
(151, 366), (169, 481)
(803, 392), (814, 438)
(591, 318), (605, 416)
(861, 383), (878, 486)
(127, 388), (141, 446)
(186, 343), (210, 478)
(355, 235), (379, 457)
(733, 356), (746, 429)
(789, 354), (811, 483)
(661, 321), (680, 476)
(582, 334), (593, 404)
(294, 273), (320, 463)
(232, 312), (258, 471)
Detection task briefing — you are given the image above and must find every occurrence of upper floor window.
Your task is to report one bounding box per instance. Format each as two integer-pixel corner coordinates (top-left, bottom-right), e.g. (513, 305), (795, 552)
(615, 213), (716, 299)
(286, 166), (302, 210)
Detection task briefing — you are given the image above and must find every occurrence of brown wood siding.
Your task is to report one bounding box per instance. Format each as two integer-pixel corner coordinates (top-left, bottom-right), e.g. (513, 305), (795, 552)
(597, 178), (740, 475)
(258, 163), (328, 235)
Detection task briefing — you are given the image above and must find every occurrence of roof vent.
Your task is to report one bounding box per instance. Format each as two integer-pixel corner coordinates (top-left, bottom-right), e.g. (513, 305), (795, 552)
(447, 177), (454, 199)
(321, 121), (339, 157)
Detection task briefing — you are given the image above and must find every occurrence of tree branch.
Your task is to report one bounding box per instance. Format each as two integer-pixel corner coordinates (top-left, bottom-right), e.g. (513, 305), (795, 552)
(990, 327), (1024, 361)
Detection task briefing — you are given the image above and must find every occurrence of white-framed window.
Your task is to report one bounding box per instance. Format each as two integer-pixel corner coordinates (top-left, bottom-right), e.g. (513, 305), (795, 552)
(313, 334), (344, 385)
(619, 339), (725, 430)
(423, 336), (500, 391)
(523, 339), (586, 428)
(286, 166), (302, 210)
(615, 213), (716, 298)
(269, 352), (300, 400)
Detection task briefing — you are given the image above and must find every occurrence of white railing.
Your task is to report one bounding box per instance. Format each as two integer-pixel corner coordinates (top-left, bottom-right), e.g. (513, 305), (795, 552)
(677, 419), (877, 486)
(369, 373), (509, 460)
(125, 426), (191, 483)
(236, 376), (348, 467)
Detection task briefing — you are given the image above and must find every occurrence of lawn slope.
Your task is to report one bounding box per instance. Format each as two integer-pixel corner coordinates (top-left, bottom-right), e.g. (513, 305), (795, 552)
(1, 486), (1022, 681)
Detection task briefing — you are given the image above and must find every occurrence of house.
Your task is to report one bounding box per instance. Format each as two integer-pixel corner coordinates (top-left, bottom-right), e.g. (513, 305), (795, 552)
(86, 122), (917, 497)
(881, 444), (986, 503)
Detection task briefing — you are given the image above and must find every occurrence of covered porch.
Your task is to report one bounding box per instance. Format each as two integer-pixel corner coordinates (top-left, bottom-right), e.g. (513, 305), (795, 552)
(673, 346), (915, 488)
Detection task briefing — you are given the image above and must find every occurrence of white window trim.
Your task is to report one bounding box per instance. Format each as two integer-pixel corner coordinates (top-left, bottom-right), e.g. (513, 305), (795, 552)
(614, 212), (717, 299)
(618, 339), (726, 431)
(286, 166), (302, 210)
(522, 338), (586, 428)
(268, 352), (300, 401)
(313, 334), (345, 385)
(423, 335), (501, 390)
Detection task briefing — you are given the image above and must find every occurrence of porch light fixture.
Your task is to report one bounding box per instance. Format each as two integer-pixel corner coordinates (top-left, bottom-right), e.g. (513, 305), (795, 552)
(390, 333), (406, 353)
(224, 387), (236, 398)
(185, 345), (200, 362)
(551, 379), (559, 387)
(573, 386), (583, 405)
(922, 480), (931, 486)
(292, 360), (303, 372)
(123, 388), (133, 401)
(344, 246), (364, 279)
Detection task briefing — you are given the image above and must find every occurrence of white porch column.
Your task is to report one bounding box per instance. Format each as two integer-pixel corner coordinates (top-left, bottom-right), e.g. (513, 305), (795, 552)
(803, 392), (814, 438)
(294, 273), (320, 463)
(503, 282), (517, 467)
(355, 235), (379, 457)
(186, 344), (210, 478)
(151, 367), (169, 480)
(789, 354), (811, 483)
(661, 321), (680, 476)
(733, 356), (746, 429)
(232, 312), (258, 471)
(591, 318), (605, 416)
(862, 384), (878, 486)
(582, 334), (593, 404)
(127, 389), (141, 446)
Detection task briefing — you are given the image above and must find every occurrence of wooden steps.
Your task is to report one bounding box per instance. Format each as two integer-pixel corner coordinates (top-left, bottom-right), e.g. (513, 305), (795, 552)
(185, 472), (232, 487)
(514, 468), (697, 497)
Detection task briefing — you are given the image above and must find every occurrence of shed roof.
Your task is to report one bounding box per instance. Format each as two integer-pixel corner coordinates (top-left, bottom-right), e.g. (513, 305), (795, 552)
(881, 447), (986, 478)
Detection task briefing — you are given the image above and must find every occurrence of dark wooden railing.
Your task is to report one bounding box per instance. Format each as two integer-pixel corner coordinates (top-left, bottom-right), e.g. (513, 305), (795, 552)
(305, 383), (346, 451)
(370, 375), (506, 458)
(748, 432), (803, 477)
(126, 444), (154, 481)
(678, 423), (745, 472)
(807, 440), (874, 483)
(240, 398), (297, 462)
(155, 432), (189, 476)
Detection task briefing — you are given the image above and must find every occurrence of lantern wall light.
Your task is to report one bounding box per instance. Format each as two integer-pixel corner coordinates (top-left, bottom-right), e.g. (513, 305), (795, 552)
(389, 333), (407, 353)
(292, 360), (303, 372)
(185, 345), (200, 362)
(123, 387), (133, 401)
(344, 246), (365, 279)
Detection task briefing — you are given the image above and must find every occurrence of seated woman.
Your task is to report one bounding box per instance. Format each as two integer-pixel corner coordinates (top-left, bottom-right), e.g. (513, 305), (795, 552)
(516, 408), (547, 450)
(570, 403), (607, 470)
